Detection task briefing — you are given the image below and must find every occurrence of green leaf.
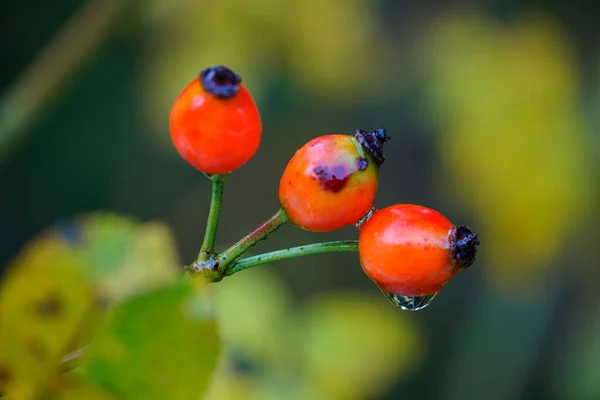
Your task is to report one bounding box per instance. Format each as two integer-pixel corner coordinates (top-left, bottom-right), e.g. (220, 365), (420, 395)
(48, 378), (115, 400)
(80, 278), (220, 399)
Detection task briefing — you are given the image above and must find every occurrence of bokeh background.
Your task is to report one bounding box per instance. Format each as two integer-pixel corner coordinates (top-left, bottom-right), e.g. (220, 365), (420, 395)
(1, 0), (600, 399)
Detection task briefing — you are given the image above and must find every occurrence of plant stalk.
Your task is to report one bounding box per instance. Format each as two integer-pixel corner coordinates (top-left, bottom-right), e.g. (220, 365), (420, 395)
(198, 175), (225, 261)
(215, 208), (288, 272)
(226, 240), (358, 276)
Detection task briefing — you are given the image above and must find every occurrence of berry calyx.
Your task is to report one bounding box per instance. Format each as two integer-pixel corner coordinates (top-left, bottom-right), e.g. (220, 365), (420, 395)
(358, 204), (479, 298)
(279, 131), (386, 232)
(170, 66), (262, 175)
(450, 225), (479, 268)
(200, 66), (241, 98)
(354, 128), (390, 166)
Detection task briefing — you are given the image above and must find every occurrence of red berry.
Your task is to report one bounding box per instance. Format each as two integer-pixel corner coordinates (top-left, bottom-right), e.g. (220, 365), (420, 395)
(358, 205), (479, 307)
(279, 129), (389, 232)
(170, 66), (262, 175)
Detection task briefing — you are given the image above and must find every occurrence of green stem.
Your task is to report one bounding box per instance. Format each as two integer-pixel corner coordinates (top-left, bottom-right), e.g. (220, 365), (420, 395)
(216, 208), (289, 273)
(227, 240), (358, 276)
(198, 175), (225, 261)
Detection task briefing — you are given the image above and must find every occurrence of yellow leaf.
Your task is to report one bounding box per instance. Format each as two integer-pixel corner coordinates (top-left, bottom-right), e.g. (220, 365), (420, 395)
(0, 233), (95, 400)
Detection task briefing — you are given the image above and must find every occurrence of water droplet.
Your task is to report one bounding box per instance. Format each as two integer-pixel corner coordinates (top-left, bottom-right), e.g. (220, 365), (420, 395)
(381, 291), (438, 311)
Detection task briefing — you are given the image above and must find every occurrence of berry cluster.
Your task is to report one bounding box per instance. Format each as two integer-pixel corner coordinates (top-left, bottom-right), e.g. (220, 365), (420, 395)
(170, 66), (480, 311)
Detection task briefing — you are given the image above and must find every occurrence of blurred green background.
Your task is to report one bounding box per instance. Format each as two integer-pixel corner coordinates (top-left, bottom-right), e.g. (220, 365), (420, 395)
(1, 0), (600, 399)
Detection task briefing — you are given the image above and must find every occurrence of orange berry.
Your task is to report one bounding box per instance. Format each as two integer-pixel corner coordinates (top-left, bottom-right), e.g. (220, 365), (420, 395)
(170, 66), (262, 175)
(279, 129), (389, 232)
(358, 205), (479, 307)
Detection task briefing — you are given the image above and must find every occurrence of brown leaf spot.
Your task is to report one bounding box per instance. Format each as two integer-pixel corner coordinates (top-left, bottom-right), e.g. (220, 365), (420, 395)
(0, 365), (11, 394)
(34, 293), (63, 317)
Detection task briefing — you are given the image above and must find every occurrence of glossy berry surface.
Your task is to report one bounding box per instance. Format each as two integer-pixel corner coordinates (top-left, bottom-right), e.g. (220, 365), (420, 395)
(279, 132), (385, 232)
(170, 66), (262, 175)
(358, 204), (479, 297)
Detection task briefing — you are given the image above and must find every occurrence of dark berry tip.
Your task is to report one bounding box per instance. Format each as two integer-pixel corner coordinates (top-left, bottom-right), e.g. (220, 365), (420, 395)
(354, 128), (390, 166)
(450, 225), (479, 269)
(373, 128), (390, 142)
(200, 65), (241, 98)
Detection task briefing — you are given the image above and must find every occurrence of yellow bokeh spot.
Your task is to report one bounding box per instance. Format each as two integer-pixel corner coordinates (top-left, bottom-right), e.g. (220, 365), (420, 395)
(212, 267), (292, 367)
(421, 11), (595, 293)
(296, 292), (424, 400)
(141, 0), (389, 150)
(205, 268), (424, 399)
